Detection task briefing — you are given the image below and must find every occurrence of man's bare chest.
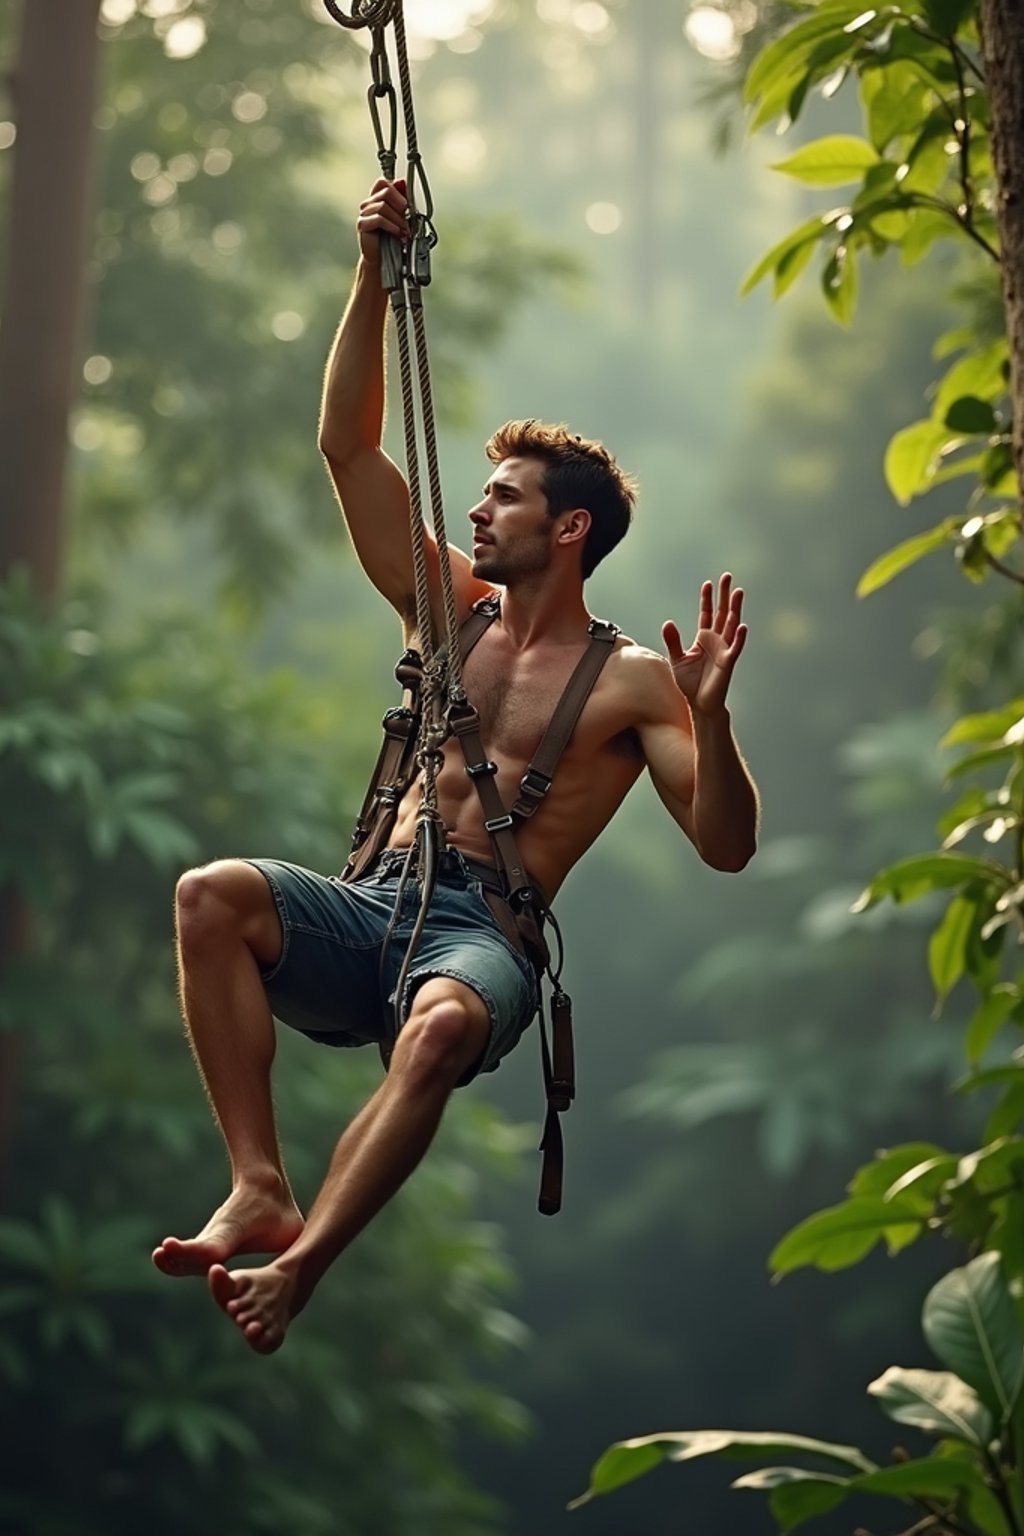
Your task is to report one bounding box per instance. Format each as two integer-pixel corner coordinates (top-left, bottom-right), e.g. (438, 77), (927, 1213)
(460, 634), (627, 764)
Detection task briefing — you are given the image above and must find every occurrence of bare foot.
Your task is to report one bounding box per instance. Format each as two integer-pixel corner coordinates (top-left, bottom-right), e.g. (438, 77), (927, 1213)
(208, 1261), (299, 1354)
(152, 1183), (304, 1278)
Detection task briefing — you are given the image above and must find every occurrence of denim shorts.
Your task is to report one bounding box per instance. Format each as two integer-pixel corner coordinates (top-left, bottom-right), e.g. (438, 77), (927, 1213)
(244, 847), (540, 1078)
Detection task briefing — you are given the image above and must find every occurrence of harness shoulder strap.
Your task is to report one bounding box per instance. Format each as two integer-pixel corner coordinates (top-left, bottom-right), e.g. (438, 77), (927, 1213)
(512, 617), (620, 821)
(458, 592), (500, 660)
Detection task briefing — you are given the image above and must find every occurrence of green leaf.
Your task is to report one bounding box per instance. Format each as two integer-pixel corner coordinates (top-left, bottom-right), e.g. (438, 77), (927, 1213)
(784, 31), (871, 127)
(772, 135), (881, 187)
(855, 1454), (998, 1501)
(986, 1082), (1024, 1143)
(945, 745), (1016, 781)
(899, 128), (955, 197)
(966, 986), (1023, 1066)
(569, 1430), (875, 1507)
(883, 1154), (958, 1208)
(900, 206), (957, 266)
(822, 243), (858, 324)
(928, 894), (973, 1006)
(856, 520), (954, 597)
(849, 1142), (949, 1205)
(941, 703), (1024, 749)
(568, 1442), (665, 1506)
(927, 450), (985, 487)
(939, 786), (996, 843)
(922, 1253), (1024, 1420)
(945, 396), (998, 434)
(745, 3), (873, 106)
(774, 236), (818, 299)
(853, 852), (1008, 912)
(934, 341), (1010, 418)
(949, 1138), (1024, 1197)
(922, 0), (975, 32)
(884, 418), (959, 504)
(989, 1193), (1024, 1284)
(770, 1197), (925, 1275)
(860, 61), (930, 152)
(956, 1065), (1024, 1096)
(733, 1468), (850, 1533)
(740, 214), (836, 298)
(981, 439), (1015, 491)
(867, 1366), (993, 1446)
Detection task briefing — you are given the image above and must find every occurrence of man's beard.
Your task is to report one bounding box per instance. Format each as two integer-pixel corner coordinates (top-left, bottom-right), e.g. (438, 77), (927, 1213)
(472, 536), (549, 585)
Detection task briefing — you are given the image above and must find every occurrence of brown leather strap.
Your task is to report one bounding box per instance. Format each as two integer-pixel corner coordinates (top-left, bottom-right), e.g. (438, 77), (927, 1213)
(458, 592), (500, 661)
(343, 709), (417, 882)
(341, 649), (423, 883)
(511, 618), (620, 821)
(447, 700), (535, 904)
(537, 987), (574, 1216)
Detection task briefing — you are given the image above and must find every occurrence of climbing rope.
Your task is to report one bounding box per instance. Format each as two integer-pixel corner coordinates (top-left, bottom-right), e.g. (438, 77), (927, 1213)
(323, 0), (467, 1037)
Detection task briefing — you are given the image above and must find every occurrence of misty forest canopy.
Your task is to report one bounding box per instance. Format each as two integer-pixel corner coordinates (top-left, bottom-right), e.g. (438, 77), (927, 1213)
(3, 0), (1024, 1532)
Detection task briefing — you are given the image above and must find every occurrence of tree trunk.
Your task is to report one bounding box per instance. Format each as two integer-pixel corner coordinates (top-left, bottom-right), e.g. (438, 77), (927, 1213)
(0, 0), (103, 590)
(979, 0), (1024, 496)
(0, 0), (103, 1201)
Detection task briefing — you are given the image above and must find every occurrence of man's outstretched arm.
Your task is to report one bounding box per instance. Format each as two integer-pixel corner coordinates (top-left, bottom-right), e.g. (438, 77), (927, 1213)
(318, 179), (417, 615)
(639, 573), (758, 873)
(318, 178), (489, 628)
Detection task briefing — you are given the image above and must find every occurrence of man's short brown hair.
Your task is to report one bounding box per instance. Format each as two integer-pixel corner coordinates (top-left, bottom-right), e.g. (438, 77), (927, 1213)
(484, 420), (636, 579)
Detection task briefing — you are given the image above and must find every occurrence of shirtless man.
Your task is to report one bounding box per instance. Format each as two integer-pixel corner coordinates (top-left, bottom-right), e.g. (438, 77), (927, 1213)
(152, 178), (759, 1353)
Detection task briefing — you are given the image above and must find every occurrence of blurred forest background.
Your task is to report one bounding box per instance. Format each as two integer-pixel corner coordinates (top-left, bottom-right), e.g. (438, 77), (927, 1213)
(0, 0), (1010, 1531)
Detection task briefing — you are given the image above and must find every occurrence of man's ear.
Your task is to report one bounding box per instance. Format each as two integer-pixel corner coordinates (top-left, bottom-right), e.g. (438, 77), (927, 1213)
(557, 508), (591, 550)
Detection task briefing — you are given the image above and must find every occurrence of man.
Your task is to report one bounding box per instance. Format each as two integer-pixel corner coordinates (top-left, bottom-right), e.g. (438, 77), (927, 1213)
(152, 178), (759, 1354)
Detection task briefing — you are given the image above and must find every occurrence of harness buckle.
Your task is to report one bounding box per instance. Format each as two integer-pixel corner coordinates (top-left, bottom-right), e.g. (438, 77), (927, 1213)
(382, 705), (415, 737)
(394, 648), (422, 687)
(587, 616), (620, 640)
(466, 759), (498, 780)
(519, 766), (552, 801)
(485, 813), (514, 834)
(447, 701), (479, 737)
(548, 1080), (573, 1111)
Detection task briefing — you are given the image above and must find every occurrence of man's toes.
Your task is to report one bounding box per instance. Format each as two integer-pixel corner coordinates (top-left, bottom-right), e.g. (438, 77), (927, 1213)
(153, 1241), (189, 1277)
(208, 1263), (239, 1314)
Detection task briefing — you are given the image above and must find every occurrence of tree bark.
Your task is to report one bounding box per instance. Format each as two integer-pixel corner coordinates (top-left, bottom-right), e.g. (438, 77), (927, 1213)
(979, 0), (1024, 496)
(0, 0), (103, 591)
(0, 0), (103, 1201)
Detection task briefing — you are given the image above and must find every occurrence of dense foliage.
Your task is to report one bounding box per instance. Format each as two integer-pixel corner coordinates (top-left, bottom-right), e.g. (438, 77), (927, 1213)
(0, 575), (531, 1534)
(577, 0), (1024, 1531)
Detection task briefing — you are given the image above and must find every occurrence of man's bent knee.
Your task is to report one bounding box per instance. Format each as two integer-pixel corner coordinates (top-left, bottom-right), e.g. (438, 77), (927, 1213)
(176, 861), (281, 969)
(392, 980), (490, 1090)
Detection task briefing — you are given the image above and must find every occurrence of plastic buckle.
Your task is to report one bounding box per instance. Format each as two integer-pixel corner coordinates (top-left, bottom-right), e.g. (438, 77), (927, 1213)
(466, 759), (498, 779)
(520, 766), (552, 800)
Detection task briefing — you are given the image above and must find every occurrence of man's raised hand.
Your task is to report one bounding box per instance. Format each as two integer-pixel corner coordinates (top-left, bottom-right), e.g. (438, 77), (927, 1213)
(356, 178), (410, 266)
(662, 574), (748, 718)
